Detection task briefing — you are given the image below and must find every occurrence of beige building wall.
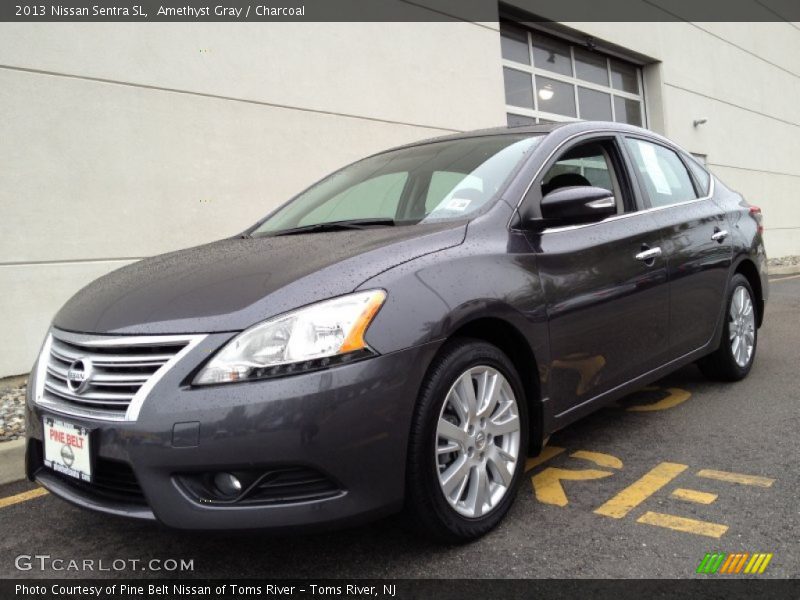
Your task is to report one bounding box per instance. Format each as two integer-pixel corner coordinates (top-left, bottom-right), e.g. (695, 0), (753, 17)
(1, 13), (798, 376)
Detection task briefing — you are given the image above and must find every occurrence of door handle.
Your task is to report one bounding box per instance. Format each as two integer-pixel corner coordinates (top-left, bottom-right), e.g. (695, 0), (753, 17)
(635, 247), (662, 262)
(711, 229), (729, 242)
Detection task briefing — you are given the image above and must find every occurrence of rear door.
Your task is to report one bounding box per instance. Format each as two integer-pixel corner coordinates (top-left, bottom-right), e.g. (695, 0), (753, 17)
(622, 137), (732, 358)
(520, 134), (670, 416)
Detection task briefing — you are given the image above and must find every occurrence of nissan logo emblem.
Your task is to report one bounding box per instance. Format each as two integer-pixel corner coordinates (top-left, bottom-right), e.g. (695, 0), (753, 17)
(66, 358), (93, 394)
(60, 444), (75, 467)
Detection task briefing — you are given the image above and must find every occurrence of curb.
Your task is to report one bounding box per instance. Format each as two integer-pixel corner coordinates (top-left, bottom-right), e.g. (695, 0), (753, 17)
(0, 438), (26, 485)
(769, 264), (800, 277)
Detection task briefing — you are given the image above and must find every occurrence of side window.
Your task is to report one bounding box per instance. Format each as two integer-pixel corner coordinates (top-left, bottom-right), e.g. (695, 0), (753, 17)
(541, 141), (624, 213)
(684, 154), (711, 196)
(624, 138), (698, 207)
(299, 172), (408, 225)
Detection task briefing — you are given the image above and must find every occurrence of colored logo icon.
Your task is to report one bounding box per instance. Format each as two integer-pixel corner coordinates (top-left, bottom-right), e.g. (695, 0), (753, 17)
(697, 552), (773, 574)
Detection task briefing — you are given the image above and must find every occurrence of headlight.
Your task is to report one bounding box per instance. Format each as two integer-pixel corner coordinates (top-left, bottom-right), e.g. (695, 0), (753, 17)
(194, 290), (386, 385)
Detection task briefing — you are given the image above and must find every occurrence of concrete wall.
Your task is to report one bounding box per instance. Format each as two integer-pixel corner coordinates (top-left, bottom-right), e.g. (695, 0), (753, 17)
(1, 15), (798, 376)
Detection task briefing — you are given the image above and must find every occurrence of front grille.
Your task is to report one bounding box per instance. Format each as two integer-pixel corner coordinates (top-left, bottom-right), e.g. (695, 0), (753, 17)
(35, 329), (204, 421)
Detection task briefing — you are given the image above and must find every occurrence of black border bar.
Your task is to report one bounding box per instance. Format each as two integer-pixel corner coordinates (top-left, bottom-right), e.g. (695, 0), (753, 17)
(4, 579), (800, 600)
(2, 0), (800, 22)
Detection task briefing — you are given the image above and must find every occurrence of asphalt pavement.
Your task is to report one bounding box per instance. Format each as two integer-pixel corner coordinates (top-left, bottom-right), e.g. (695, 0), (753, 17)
(1, 275), (798, 580)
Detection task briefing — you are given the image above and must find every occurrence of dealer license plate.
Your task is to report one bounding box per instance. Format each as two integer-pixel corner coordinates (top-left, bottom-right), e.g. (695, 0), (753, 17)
(43, 416), (92, 482)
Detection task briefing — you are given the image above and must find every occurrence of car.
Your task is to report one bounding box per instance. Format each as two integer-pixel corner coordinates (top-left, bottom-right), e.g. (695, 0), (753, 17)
(25, 121), (767, 542)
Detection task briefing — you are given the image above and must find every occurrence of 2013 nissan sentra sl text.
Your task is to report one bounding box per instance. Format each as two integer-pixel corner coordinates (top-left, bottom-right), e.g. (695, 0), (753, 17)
(25, 122), (768, 542)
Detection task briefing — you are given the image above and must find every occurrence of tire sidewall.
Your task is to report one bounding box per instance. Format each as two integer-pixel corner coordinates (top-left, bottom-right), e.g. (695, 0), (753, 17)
(722, 274), (758, 378)
(411, 339), (529, 538)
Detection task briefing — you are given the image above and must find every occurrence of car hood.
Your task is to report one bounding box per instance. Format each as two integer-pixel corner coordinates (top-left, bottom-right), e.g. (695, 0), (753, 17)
(54, 222), (466, 335)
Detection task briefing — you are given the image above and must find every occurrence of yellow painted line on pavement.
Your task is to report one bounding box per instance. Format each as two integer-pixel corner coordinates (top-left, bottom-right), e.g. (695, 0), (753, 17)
(570, 450), (623, 469)
(532, 467), (614, 507)
(594, 462), (688, 518)
(525, 446), (565, 472)
(637, 511), (729, 538)
(626, 387), (691, 412)
(670, 488), (718, 504)
(770, 274), (800, 282)
(697, 469), (775, 487)
(0, 487), (48, 509)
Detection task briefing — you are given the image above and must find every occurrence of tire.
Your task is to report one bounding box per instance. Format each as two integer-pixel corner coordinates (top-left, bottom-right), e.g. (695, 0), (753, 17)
(697, 274), (758, 381)
(405, 338), (529, 543)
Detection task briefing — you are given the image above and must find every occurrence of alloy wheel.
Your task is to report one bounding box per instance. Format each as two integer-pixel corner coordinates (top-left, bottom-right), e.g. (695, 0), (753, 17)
(729, 285), (756, 368)
(435, 366), (521, 518)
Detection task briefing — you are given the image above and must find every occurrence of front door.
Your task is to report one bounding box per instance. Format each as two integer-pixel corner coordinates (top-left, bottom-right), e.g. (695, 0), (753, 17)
(521, 136), (671, 417)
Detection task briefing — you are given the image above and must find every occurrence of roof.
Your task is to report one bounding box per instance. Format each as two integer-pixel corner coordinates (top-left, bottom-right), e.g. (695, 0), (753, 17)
(381, 121), (657, 156)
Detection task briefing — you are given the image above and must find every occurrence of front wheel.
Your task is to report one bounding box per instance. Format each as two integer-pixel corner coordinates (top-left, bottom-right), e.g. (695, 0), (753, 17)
(405, 339), (528, 543)
(698, 274), (758, 381)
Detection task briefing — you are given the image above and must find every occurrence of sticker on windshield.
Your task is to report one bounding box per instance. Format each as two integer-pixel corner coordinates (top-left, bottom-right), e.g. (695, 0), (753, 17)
(444, 198), (472, 211)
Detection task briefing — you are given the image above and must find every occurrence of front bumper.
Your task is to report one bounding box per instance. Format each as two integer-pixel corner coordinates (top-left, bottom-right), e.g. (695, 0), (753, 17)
(26, 334), (440, 531)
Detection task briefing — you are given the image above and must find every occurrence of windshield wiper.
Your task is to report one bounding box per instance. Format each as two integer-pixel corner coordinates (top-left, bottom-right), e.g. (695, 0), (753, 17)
(266, 218), (398, 237)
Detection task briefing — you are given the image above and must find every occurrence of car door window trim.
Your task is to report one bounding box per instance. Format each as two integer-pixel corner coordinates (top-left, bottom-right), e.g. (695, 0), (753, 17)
(509, 129), (715, 233)
(536, 184), (715, 234)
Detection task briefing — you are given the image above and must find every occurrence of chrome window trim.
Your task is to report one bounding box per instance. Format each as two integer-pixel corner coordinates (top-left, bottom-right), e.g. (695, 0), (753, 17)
(538, 187), (715, 234)
(508, 128), (715, 233)
(34, 329), (207, 423)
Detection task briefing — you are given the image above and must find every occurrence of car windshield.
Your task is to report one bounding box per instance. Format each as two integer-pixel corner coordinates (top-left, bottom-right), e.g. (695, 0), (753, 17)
(251, 134), (543, 235)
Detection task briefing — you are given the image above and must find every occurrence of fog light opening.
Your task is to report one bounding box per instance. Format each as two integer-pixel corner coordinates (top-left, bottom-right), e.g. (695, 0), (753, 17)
(213, 472), (243, 497)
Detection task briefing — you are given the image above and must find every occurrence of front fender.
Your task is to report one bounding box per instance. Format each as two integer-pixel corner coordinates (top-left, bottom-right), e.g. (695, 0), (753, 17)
(359, 239), (548, 370)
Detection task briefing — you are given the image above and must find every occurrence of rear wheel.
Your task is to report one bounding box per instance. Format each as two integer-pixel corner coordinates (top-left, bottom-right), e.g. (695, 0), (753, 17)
(698, 274), (757, 381)
(406, 339), (528, 543)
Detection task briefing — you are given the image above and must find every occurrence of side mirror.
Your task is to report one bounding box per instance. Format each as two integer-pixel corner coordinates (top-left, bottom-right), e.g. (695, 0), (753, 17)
(539, 186), (616, 223)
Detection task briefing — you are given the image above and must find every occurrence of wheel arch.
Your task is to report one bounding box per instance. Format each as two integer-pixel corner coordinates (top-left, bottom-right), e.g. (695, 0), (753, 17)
(446, 316), (545, 455)
(733, 257), (764, 327)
